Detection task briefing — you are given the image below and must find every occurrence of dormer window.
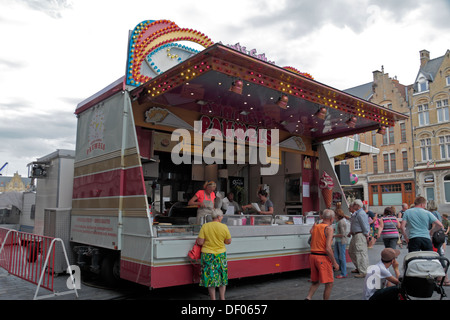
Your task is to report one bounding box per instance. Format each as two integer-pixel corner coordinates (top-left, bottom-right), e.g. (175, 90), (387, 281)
(417, 77), (429, 92)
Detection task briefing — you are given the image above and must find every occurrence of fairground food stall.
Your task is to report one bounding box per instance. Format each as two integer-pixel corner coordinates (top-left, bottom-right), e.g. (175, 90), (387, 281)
(71, 20), (408, 288)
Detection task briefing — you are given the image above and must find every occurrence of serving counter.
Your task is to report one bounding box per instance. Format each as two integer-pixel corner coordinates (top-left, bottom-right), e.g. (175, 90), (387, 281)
(152, 214), (319, 238)
(147, 215), (321, 288)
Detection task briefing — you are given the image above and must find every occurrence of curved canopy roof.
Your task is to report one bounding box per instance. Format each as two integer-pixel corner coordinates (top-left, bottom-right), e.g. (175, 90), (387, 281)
(131, 43), (408, 142)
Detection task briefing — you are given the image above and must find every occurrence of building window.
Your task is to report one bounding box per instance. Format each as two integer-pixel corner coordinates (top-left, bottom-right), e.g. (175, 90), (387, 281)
(354, 157), (361, 170)
(440, 135), (450, 160)
(381, 184), (402, 205)
(400, 123), (407, 142)
(437, 99), (449, 123)
(383, 131), (388, 145)
(384, 154), (389, 172)
(382, 184), (402, 192)
(418, 104), (430, 126)
(418, 78), (428, 92)
(445, 175), (450, 203)
(402, 151), (408, 171)
(426, 187), (435, 201)
(390, 152), (396, 172)
(389, 128), (395, 145)
(424, 174), (434, 183)
(372, 185), (379, 206)
(446, 75), (450, 86)
(372, 131), (377, 147)
(370, 182), (415, 206)
(382, 153), (397, 172)
(420, 138), (432, 161)
(383, 128), (394, 145)
(373, 155), (378, 174)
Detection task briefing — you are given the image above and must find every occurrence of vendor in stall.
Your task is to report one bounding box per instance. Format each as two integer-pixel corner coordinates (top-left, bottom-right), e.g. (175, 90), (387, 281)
(242, 188), (274, 215)
(222, 192), (241, 214)
(188, 181), (217, 224)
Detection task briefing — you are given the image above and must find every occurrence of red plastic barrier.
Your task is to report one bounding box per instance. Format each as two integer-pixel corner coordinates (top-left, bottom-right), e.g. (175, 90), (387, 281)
(0, 228), (56, 291)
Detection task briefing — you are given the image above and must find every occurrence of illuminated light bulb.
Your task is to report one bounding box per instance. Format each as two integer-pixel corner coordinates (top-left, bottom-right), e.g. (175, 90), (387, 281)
(230, 80), (244, 94)
(315, 107), (327, 120)
(346, 116), (357, 128)
(377, 126), (386, 135)
(276, 95), (289, 109)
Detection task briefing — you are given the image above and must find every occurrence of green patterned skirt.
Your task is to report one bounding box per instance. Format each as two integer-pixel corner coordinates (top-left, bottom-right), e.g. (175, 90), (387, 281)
(200, 252), (228, 287)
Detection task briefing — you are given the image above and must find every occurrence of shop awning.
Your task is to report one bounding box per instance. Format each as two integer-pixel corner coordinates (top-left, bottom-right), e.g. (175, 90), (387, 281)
(322, 137), (380, 161)
(131, 43), (408, 143)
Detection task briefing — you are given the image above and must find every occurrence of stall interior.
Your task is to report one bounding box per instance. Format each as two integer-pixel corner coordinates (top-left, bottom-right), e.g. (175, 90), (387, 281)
(142, 145), (311, 227)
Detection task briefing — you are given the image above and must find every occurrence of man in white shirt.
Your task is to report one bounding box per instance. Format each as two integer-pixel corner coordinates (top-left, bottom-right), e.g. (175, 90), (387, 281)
(222, 192), (241, 214)
(363, 248), (401, 300)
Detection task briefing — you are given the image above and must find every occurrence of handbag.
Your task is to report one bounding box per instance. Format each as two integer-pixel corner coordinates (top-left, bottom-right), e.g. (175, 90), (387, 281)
(188, 243), (202, 260)
(389, 218), (402, 245)
(397, 232), (402, 245)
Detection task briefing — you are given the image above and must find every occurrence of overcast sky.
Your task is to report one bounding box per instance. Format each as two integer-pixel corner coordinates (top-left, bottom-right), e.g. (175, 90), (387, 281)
(0, 0), (449, 177)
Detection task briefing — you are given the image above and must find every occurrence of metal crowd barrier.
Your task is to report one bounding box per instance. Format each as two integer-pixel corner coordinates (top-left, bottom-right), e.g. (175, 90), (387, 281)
(0, 227), (78, 300)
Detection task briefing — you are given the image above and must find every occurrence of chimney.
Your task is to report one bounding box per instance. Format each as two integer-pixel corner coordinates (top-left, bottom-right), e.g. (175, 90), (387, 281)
(420, 49), (430, 68)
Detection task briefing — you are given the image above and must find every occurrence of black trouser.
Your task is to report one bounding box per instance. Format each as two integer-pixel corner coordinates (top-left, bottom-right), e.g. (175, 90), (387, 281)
(369, 286), (400, 300)
(408, 237), (433, 252)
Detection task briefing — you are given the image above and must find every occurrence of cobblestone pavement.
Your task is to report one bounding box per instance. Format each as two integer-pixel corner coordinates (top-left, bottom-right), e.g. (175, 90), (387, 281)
(1, 243), (449, 300)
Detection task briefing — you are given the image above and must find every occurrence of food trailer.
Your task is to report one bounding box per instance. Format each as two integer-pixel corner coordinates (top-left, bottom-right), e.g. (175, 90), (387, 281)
(70, 20), (408, 288)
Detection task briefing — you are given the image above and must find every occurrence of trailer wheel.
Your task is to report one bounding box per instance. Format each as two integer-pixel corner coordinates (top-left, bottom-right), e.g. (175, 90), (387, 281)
(100, 254), (120, 287)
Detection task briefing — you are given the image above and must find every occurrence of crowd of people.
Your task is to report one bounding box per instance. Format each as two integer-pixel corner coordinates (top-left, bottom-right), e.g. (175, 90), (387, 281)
(188, 180), (449, 301)
(306, 196), (449, 300)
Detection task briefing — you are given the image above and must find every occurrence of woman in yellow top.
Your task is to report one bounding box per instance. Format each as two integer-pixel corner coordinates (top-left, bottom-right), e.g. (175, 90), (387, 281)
(196, 208), (232, 300)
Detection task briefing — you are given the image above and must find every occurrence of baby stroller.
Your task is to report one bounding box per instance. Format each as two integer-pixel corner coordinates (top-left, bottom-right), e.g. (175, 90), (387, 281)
(399, 251), (449, 300)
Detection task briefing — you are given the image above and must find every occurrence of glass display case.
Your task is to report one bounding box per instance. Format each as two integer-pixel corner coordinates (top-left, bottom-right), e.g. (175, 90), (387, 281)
(154, 224), (199, 237)
(273, 214), (320, 225)
(224, 214), (273, 226)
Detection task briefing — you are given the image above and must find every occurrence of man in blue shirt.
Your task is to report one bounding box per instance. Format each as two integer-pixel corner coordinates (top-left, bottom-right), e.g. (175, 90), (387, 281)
(401, 196), (444, 252)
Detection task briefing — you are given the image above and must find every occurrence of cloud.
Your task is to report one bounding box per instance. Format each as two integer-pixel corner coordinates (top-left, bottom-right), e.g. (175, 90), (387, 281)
(0, 107), (76, 140)
(15, 0), (73, 18)
(59, 97), (84, 107)
(422, 0), (450, 30)
(0, 104), (76, 173)
(246, 0), (367, 36)
(245, 0), (448, 39)
(0, 58), (26, 71)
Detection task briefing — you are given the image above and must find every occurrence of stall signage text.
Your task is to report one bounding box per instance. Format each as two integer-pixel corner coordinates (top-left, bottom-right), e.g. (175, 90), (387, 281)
(200, 103), (278, 129)
(170, 120), (279, 175)
(221, 42), (276, 65)
(200, 115), (272, 146)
